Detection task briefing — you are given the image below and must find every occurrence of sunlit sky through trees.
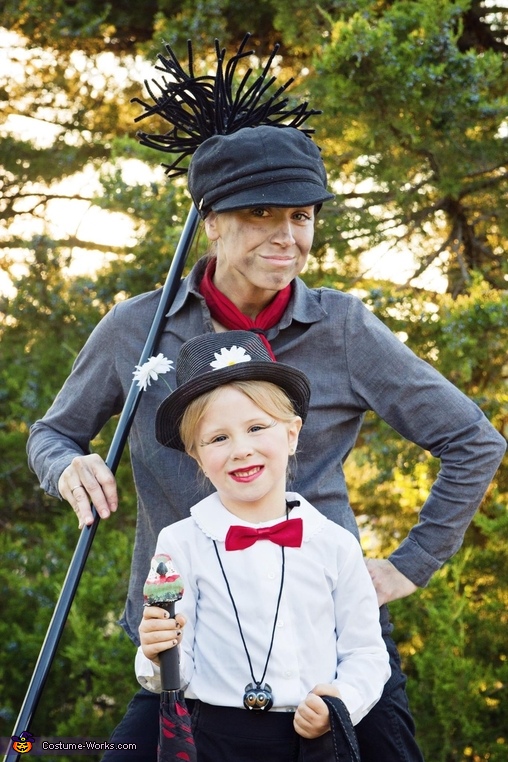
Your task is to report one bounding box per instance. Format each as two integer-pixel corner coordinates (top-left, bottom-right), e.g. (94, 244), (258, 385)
(0, 27), (451, 297)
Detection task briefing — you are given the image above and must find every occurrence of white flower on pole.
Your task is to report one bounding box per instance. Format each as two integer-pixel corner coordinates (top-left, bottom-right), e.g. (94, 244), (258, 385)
(210, 346), (252, 370)
(133, 353), (174, 391)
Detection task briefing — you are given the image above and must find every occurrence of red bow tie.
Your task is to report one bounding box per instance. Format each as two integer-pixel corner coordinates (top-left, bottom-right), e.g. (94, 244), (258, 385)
(225, 518), (303, 551)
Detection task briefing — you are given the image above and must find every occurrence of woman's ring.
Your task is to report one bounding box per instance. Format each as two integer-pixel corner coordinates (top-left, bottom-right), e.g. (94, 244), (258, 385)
(71, 485), (82, 495)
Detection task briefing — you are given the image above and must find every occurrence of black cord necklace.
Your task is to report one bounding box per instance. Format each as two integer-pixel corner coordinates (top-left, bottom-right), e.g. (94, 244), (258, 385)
(212, 501), (298, 711)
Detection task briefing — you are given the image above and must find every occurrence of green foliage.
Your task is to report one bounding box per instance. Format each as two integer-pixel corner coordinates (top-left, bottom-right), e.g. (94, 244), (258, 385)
(0, 2), (506, 759)
(343, 277), (508, 759)
(0, 506), (137, 757)
(94, 147), (208, 297)
(391, 508), (508, 760)
(313, 0), (508, 294)
(0, 0), (158, 51)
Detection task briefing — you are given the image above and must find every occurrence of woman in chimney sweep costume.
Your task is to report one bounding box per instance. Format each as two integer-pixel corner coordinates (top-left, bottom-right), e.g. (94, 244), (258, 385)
(27, 39), (506, 762)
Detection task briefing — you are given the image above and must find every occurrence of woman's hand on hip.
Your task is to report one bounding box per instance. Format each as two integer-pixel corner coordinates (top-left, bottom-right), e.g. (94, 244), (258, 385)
(365, 558), (418, 605)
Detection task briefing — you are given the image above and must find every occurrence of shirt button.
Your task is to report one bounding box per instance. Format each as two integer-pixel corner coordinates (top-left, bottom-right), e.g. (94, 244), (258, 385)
(277, 620), (284, 627)
(267, 572), (276, 580)
(284, 670), (293, 678)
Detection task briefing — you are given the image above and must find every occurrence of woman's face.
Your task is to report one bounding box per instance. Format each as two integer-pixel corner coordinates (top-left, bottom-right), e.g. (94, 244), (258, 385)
(204, 206), (315, 308)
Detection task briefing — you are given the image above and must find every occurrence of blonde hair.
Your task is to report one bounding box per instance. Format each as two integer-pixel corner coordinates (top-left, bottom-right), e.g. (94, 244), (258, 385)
(180, 380), (298, 459)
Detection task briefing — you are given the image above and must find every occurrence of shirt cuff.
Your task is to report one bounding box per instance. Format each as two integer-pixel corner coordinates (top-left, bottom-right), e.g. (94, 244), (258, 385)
(45, 454), (81, 498)
(389, 536), (443, 588)
(334, 683), (365, 725)
(134, 648), (161, 693)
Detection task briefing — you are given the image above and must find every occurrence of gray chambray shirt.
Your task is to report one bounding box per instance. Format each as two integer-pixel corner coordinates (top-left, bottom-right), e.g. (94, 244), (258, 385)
(27, 257), (506, 644)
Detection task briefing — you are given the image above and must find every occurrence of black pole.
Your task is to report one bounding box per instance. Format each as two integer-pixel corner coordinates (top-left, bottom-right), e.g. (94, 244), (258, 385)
(4, 204), (200, 762)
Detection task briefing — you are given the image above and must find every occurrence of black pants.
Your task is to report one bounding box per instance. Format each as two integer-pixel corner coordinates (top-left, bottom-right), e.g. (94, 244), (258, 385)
(101, 635), (424, 761)
(356, 636), (424, 761)
(191, 702), (298, 761)
(191, 699), (362, 762)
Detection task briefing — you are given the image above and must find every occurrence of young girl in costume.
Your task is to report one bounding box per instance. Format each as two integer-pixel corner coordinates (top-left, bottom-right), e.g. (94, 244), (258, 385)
(136, 330), (389, 762)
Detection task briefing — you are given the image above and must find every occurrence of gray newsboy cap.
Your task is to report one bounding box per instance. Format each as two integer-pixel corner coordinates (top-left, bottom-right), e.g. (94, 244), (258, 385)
(188, 125), (334, 217)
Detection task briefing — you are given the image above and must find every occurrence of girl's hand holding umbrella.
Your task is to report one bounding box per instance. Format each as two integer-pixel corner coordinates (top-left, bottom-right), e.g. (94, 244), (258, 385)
(139, 608), (187, 662)
(294, 683), (342, 739)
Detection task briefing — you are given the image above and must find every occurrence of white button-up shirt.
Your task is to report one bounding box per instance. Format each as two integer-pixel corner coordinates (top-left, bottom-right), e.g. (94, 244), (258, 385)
(135, 492), (390, 725)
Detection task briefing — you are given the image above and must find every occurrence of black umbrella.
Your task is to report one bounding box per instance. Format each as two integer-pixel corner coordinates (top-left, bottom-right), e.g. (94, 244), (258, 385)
(5, 34), (320, 762)
(299, 696), (361, 762)
(158, 693), (195, 762)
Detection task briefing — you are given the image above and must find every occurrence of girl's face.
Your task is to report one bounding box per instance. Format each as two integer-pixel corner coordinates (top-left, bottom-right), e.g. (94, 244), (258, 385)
(194, 386), (301, 522)
(204, 206), (315, 314)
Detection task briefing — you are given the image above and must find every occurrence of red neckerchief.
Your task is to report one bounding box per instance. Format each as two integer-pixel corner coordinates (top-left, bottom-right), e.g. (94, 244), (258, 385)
(198, 258), (292, 360)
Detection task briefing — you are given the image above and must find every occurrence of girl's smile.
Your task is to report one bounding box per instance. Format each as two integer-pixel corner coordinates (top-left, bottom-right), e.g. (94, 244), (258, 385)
(228, 464), (264, 481)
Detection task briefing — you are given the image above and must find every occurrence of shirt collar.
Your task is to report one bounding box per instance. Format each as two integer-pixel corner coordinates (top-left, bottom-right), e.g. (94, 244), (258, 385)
(190, 492), (327, 544)
(275, 275), (327, 330)
(165, 257), (208, 319)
